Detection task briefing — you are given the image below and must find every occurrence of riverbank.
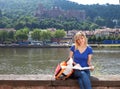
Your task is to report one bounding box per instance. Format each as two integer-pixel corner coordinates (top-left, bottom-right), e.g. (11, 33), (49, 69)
(0, 74), (119, 89)
(0, 44), (120, 48)
(90, 44), (120, 48)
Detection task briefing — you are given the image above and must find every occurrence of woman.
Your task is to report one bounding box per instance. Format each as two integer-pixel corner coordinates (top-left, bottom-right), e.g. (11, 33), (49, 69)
(69, 31), (94, 89)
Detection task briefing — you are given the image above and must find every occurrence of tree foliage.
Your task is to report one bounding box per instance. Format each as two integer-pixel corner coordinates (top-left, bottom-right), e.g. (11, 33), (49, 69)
(0, 30), (8, 43)
(54, 29), (66, 38)
(15, 28), (29, 41)
(0, 0), (120, 30)
(31, 29), (41, 41)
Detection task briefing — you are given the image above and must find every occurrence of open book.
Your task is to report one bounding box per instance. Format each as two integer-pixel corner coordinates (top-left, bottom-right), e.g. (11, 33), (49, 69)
(61, 64), (94, 70)
(61, 58), (94, 70)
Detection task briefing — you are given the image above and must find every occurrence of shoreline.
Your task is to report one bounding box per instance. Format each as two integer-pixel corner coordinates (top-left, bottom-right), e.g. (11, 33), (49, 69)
(0, 44), (120, 48)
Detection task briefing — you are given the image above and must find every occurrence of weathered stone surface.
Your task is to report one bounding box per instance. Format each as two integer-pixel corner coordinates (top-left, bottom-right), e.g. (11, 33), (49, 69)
(0, 75), (119, 89)
(0, 74), (52, 80)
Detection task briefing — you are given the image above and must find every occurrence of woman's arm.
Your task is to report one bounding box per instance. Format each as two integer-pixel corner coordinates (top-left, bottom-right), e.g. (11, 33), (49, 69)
(88, 54), (94, 70)
(69, 51), (73, 58)
(69, 51), (77, 65)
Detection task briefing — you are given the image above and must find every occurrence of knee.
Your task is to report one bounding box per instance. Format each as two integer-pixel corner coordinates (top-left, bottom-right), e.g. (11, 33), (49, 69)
(74, 70), (81, 77)
(74, 70), (89, 78)
(80, 71), (88, 77)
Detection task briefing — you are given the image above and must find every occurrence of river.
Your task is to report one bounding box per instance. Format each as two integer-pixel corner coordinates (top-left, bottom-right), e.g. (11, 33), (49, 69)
(0, 47), (120, 75)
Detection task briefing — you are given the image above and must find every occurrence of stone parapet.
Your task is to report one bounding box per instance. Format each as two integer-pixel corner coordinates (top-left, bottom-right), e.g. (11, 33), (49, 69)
(0, 75), (119, 89)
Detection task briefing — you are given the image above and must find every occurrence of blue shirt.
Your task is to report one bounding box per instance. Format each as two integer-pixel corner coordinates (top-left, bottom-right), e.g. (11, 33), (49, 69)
(70, 45), (93, 67)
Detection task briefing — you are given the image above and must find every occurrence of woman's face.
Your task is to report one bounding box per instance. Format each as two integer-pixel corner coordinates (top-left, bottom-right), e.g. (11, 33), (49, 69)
(77, 36), (85, 45)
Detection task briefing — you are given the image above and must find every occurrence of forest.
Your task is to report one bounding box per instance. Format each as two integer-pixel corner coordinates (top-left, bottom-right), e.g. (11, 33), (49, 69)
(0, 0), (120, 31)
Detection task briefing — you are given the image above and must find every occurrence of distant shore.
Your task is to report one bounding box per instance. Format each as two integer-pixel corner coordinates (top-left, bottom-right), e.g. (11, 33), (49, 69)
(89, 44), (120, 48)
(0, 44), (70, 48)
(0, 44), (120, 48)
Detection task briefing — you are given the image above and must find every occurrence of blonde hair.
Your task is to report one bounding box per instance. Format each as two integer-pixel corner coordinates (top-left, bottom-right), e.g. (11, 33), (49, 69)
(74, 31), (88, 49)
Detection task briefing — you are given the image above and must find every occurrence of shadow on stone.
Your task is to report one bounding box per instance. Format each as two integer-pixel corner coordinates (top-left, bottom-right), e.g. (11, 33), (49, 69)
(90, 76), (99, 81)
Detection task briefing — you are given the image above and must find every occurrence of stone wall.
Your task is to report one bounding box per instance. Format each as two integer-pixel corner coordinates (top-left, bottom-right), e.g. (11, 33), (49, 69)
(0, 75), (120, 89)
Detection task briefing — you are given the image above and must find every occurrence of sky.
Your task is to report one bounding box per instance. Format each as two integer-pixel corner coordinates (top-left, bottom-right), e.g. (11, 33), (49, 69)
(69, 0), (120, 5)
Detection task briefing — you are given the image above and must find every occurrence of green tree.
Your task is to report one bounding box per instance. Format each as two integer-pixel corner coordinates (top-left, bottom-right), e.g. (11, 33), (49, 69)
(0, 30), (8, 43)
(40, 30), (52, 41)
(90, 23), (99, 30)
(116, 35), (120, 40)
(8, 31), (15, 42)
(54, 29), (66, 38)
(63, 22), (71, 32)
(94, 16), (105, 27)
(20, 27), (29, 34)
(40, 30), (52, 44)
(89, 35), (96, 43)
(15, 21), (26, 30)
(0, 9), (2, 17)
(15, 16), (39, 30)
(96, 36), (102, 43)
(81, 22), (91, 30)
(15, 30), (28, 41)
(31, 29), (41, 40)
(0, 16), (9, 28)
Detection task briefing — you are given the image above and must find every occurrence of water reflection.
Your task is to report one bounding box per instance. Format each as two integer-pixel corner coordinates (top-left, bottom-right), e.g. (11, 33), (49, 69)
(93, 48), (120, 75)
(0, 47), (120, 75)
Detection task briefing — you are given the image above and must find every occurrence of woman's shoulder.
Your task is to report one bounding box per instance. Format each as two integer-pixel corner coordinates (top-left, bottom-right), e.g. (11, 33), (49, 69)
(87, 45), (92, 49)
(87, 45), (93, 54)
(87, 45), (93, 50)
(70, 45), (75, 51)
(71, 44), (75, 47)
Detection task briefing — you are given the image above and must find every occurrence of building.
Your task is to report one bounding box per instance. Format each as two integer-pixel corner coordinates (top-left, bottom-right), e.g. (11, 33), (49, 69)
(35, 5), (86, 21)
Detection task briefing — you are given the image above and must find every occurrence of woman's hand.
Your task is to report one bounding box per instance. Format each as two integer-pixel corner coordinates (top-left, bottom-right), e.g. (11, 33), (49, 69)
(89, 65), (94, 71)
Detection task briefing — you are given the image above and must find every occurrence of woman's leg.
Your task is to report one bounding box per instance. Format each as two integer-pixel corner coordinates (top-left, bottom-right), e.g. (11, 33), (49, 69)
(74, 70), (84, 89)
(80, 70), (92, 89)
(78, 77), (84, 89)
(74, 70), (92, 89)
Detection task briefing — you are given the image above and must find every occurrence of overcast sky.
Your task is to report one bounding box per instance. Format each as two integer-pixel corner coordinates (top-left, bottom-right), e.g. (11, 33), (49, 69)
(68, 0), (120, 5)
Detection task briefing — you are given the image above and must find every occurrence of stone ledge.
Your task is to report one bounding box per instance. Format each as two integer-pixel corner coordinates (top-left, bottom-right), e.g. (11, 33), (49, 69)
(0, 74), (52, 80)
(0, 75), (119, 89)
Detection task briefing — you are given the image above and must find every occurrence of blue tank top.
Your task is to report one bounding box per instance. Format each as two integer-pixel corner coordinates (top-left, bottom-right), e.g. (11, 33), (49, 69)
(70, 45), (93, 67)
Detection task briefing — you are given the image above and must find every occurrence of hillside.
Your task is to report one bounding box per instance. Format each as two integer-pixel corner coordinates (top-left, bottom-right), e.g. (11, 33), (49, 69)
(0, 0), (78, 15)
(0, 0), (120, 29)
(1, 0), (120, 19)
(0, 0), (53, 16)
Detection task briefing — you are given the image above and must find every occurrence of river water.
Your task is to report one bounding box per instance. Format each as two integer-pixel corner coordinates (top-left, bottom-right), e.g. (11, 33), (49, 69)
(0, 47), (120, 75)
